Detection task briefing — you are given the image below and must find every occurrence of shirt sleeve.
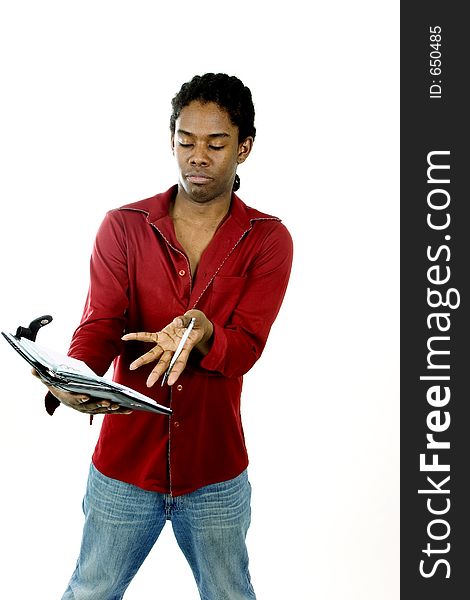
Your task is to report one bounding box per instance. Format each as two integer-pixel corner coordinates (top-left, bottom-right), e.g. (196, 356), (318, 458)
(67, 209), (129, 376)
(45, 210), (129, 415)
(199, 221), (293, 378)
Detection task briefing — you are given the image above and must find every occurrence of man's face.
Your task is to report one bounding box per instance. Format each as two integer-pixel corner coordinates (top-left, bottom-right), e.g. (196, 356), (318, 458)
(172, 100), (252, 204)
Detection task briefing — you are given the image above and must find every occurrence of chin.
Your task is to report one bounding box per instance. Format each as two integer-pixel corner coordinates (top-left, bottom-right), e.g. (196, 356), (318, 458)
(186, 186), (213, 203)
(183, 181), (226, 203)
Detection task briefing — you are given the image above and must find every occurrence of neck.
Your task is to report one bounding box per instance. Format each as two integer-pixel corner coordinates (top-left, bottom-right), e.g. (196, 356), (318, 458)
(172, 189), (231, 226)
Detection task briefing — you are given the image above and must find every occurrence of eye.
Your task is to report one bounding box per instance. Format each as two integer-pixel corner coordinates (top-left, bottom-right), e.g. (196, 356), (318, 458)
(177, 141), (193, 148)
(209, 145), (224, 151)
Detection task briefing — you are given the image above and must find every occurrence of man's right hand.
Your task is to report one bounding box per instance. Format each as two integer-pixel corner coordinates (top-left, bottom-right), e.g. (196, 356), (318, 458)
(31, 369), (132, 415)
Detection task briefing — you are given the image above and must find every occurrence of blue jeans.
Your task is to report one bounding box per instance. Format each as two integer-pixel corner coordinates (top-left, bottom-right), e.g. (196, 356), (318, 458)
(61, 464), (256, 600)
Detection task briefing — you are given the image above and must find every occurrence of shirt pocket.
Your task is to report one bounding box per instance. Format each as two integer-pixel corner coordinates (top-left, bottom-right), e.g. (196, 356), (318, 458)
(209, 276), (247, 324)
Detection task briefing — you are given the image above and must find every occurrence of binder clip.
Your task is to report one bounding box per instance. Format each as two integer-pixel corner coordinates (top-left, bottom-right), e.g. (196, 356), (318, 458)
(15, 315), (53, 342)
(14, 315), (60, 416)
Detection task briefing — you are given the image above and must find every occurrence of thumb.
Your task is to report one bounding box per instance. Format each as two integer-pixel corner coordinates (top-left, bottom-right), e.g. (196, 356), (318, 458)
(172, 316), (185, 328)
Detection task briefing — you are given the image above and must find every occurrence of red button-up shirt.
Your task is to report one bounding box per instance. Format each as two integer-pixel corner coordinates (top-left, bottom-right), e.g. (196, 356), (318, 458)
(58, 185), (293, 496)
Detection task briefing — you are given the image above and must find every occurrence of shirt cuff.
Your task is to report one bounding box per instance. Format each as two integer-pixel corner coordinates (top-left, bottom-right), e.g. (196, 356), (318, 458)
(199, 322), (228, 374)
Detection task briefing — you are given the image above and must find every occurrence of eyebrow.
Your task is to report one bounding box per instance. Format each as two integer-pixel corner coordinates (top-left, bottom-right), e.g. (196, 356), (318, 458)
(177, 129), (231, 139)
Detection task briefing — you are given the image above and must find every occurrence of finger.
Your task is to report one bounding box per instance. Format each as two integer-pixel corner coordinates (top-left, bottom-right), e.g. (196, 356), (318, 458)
(146, 350), (173, 387)
(77, 400), (132, 415)
(72, 394), (92, 404)
(45, 384), (90, 405)
(122, 331), (158, 342)
(181, 312), (198, 327)
(129, 345), (164, 370)
(57, 385), (90, 401)
(73, 399), (113, 412)
(171, 316), (184, 328)
(95, 402), (130, 414)
(166, 345), (192, 386)
(97, 403), (133, 415)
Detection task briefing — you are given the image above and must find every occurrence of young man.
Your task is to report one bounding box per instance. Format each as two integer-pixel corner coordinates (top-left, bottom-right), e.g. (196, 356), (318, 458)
(40, 73), (293, 599)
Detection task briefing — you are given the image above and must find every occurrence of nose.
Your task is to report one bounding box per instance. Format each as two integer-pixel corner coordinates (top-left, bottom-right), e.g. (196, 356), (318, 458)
(189, 143), (209, 167)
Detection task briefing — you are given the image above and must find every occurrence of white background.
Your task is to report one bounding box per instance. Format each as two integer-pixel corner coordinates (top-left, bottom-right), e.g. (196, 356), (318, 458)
(0, 1), (399, 599)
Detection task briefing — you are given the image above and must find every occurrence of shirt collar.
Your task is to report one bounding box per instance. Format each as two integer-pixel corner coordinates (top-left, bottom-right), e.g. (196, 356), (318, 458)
(118, 184), (280, 233)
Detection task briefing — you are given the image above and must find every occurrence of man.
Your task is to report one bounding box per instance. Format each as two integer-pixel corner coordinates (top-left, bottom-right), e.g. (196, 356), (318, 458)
(39, 73), (293, 599)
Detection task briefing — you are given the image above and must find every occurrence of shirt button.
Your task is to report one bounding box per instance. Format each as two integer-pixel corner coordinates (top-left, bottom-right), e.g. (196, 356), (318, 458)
(174, 421), (180, 428)
(176, 384), (183, 392)
(178, 269), (186, 276)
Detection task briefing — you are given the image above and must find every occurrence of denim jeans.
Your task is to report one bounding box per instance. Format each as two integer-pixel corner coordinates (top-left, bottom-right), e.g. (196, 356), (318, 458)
(61, 464), (256, 600)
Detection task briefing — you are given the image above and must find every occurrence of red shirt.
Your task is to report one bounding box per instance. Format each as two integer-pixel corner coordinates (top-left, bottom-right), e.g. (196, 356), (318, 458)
(55, 185), (292, 496)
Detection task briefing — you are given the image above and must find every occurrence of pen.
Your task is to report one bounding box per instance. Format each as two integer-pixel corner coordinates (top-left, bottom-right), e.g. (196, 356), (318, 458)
(161, 317), (196, 386)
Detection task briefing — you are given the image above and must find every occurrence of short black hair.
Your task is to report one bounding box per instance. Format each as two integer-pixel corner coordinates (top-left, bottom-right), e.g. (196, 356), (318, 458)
(170, 73), (256, 143)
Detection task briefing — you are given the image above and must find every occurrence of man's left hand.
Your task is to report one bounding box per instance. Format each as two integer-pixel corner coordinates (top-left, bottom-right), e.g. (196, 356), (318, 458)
(122, 309), (213, 387)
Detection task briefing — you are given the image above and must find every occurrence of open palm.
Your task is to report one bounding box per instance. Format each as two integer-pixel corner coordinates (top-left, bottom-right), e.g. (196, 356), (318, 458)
(122, 311), (211, 387)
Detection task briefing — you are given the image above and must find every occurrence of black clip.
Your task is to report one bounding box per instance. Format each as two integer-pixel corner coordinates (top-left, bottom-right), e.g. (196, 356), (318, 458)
(15, 315), (53, 342)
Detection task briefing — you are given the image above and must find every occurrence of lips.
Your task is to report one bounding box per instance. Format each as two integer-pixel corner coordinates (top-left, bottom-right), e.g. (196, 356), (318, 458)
(186, 173), (213, 184)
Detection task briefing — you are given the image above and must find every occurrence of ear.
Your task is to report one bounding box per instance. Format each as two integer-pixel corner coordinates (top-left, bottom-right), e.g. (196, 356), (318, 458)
(237, 137), (254, 164)
(170, 134), (175, 155)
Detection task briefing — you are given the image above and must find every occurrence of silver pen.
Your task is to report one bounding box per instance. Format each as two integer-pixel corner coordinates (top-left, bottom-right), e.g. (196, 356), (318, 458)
(161, 317), (196, 386)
